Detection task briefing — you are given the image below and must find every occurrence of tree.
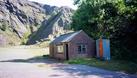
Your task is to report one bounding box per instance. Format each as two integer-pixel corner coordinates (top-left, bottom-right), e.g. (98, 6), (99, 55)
(71, 0), (137, 62)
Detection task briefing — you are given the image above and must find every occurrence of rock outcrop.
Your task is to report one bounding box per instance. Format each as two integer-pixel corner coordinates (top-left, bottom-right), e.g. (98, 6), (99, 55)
(0, 0), (74, 46)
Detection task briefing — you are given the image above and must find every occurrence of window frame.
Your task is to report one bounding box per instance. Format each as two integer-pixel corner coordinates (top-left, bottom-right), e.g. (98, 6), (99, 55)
(57, 45), (64, 53)
(77, 44), (87, 54)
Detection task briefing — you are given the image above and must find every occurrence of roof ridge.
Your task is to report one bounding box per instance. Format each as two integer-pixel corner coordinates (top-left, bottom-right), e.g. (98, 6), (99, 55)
(60, 31), (75, 36)
(60, 30), (82, 36)
(50, 30), (83, 44)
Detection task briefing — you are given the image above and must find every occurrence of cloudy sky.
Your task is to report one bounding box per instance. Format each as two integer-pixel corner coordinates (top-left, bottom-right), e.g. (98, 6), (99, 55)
(29, 0), (77, 9)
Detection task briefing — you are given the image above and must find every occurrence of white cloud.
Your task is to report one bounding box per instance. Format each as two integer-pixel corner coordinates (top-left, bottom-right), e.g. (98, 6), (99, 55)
(29, 0), (77, 9)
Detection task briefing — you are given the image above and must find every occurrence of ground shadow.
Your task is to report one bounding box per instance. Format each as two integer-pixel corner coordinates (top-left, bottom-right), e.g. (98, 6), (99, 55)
(51, 64), (137, 78)
(0, 55), (62, 64)
(0, 55), (136, 78)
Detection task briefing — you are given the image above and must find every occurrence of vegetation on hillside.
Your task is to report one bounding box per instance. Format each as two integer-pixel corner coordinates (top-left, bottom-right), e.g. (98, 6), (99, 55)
(71, 0), (137, 62)
(21, 32), (31, 45)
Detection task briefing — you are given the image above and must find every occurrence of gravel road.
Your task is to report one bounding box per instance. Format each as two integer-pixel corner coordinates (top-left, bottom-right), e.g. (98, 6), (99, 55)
(0, 47), (136, 78)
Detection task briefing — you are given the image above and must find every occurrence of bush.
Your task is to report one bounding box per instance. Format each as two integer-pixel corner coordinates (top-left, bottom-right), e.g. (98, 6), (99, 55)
(21, 32), (31, 45)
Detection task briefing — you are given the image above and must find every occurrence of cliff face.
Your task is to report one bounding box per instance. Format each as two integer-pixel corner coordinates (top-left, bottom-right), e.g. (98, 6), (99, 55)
(0, 0), (74, 46)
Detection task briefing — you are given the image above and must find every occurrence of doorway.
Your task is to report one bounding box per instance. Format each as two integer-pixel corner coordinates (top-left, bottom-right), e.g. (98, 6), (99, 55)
(65, 44), (69, 60)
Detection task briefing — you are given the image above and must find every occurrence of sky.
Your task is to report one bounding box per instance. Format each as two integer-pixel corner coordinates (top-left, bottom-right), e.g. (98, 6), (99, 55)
(29, 0), (77, 9)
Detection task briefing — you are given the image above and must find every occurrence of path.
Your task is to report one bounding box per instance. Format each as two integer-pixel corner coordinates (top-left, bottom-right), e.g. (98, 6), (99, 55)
(0, 47), (136, 78)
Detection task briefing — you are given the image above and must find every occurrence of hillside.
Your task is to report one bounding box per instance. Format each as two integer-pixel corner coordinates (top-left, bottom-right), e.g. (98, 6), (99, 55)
(0, 0), (74, 46)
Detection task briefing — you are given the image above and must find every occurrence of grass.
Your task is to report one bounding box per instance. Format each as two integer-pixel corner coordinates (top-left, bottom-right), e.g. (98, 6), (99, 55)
(0, 29), (21, 46)
(21, 32), (31, 45)
(65, 58), (137, 74)
(35, 41), (50, 48)
(42, 55), (50, 58)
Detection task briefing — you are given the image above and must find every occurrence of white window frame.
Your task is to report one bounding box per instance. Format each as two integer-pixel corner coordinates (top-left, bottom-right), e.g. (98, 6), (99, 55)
(57, 45), (64, 53)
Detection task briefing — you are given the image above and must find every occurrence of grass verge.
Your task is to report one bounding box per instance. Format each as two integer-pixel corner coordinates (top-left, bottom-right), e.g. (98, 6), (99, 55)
(65, 58), (137, 74)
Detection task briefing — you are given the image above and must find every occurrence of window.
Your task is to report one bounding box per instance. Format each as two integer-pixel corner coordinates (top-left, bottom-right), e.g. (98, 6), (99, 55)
(57, 45), (64, 53)
(78, 44), (87, 54)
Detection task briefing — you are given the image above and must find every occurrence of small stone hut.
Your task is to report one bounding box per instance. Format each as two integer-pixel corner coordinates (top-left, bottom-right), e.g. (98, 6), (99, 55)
(49, 30), (95, 60)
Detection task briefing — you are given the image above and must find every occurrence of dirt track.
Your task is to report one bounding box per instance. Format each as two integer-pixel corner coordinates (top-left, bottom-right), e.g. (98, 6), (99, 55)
(0, 47), (137, 78)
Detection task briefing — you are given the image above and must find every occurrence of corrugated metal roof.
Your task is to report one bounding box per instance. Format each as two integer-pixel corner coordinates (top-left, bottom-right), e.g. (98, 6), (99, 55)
(50, 30), (83, 44)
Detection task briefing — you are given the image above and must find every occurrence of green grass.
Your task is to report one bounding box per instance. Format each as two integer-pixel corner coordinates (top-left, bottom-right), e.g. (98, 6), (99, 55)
(35, 41), (50, 48)
(21, 32), (31, 45)
(42, 55), (50, 58)
(65, 58), (137, 74)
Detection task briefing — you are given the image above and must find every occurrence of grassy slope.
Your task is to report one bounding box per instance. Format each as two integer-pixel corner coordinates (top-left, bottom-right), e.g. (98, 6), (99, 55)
(65, 58), (137, 74)
(0, 30), (21, 45)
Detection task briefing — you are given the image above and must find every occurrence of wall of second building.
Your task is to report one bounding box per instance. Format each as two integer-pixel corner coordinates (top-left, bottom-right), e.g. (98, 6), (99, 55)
(68, 31), (96, 59)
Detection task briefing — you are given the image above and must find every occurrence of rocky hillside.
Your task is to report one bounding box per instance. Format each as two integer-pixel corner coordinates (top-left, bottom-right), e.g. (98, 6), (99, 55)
(0, 0), (74, 46)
